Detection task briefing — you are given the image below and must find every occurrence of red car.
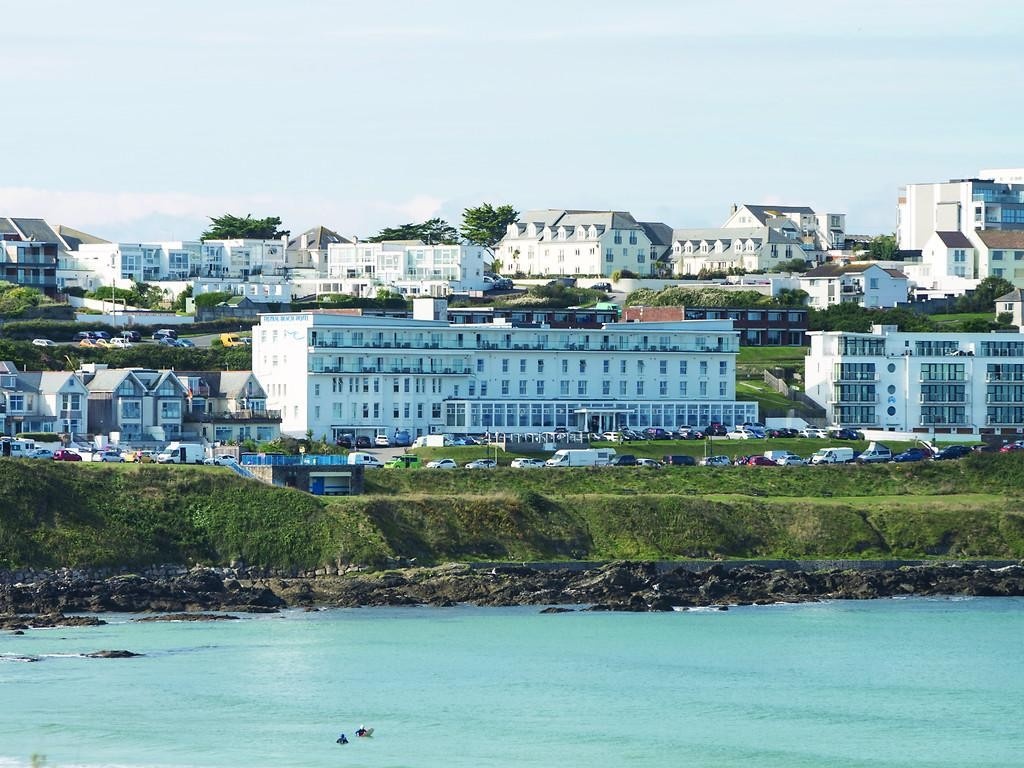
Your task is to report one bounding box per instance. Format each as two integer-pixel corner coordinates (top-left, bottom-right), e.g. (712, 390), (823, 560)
(747, 455), (777, 466)
(999, 442), (1024, 453)
(53, 449), (83, 461)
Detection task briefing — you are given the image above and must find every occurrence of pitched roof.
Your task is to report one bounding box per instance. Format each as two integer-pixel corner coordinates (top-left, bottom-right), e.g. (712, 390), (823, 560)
(802, 262), (907, 278)
(671, 225), (790, 245)
(639, 221), (673, 248)
(175, 370), (263, 399)
(4, 218), (60, 243)
(974, 229), (1024, 248)
(55, 224), (109, 250)
(995, 288), (1024, 303)
(288, 226), (351, 250)
(741, 204), (815, 224)
(935, 231), (973, 248)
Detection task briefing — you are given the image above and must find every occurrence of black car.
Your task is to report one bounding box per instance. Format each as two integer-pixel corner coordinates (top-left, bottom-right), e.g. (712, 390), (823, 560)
(610, 454), (637, 466)
(354, 436), (372, 449)
(704, 423), (728, 437)
(591, 282), (612, 292)
(662, 454), (697, 466)
(335, 435), (353, 449)
(830, 428), (861, 440)
(121, 330), (142, 342)
(932, 445), (973, 461)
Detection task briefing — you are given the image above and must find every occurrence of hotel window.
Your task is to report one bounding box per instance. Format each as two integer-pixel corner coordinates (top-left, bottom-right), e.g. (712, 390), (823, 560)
(993, 250), (1004, 261)
(635, 381), (644, 395)
(602, 381), (610, 395)
(603, 360), (610, 374)
(560, 381), (570, 395)
(700, 361), (708, 375)
(719, 382), (727, 397)
(578, 381), (587, 395)
(536, 381), (544, 395)
(519, 381), (527, 395)
(719, 361), (728, 375)
(502, 359), (509, 373)
(620, 360), (627, 373)
(561, 360), (569, 374)
(679, 361), (687, 375)
(659, 361), (667, 375)
(520, 360), (527, 373)
(659, 381), (668, 396)
(501, 380), (510, 395)
(699, 381), (707, 397)
(579, 360), (586, 373)
(678, 381), (687, 396)
(538, 360), (544, 373)
(619, 381), (627, 395)
(477, 359), (484, 372)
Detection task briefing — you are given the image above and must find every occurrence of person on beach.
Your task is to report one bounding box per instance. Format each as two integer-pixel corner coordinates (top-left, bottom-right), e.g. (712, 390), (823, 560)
(336, 733), (349, 744)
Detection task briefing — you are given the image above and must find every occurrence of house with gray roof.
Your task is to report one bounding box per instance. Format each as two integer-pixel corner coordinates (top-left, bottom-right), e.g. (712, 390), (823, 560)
(78, 366), (189, 442)
(495, 209), (673, 278)
(799, 262), (909, 309)
(723, 204), (846, 251)
(670, 225), (806, 275)
(995, 288), (1024, 327)
(287, 226), (351, 272)
(176, 370), (281, 445)
(0, 362), (89, 437)
(970, 229), (1024, 287)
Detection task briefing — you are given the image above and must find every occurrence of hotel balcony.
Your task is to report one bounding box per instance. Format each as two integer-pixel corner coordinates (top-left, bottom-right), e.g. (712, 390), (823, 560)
(185, 409), (282, 423)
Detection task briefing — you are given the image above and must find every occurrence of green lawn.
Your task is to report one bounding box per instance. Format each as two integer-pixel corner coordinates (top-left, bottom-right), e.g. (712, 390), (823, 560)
(929, 312), (993, 327)
(737, 346), (808, 367)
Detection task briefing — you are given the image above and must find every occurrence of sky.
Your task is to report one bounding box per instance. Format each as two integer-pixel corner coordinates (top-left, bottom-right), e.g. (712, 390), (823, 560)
(1, 0), (1021, 243)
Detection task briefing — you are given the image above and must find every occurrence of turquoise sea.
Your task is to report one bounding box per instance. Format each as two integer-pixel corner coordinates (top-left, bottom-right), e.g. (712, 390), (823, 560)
(1, 598), (1021, 768)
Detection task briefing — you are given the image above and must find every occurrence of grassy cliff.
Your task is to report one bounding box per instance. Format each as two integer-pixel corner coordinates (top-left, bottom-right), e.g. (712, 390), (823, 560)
(1, 454), (1023, 570)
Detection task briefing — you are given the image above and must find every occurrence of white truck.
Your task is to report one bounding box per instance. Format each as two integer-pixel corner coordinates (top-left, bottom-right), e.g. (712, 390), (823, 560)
(157, 442), (206, 464)
(545, 448), (617, 468)
(809, 446), (855, 465)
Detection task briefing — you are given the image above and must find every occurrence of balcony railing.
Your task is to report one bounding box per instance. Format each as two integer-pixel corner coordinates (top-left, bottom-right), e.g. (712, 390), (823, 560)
(185, 409), (282, 423)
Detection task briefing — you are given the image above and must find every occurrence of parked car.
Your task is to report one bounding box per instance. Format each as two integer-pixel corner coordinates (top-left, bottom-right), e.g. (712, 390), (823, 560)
(746, 455), (777, 467)
(998, 440), (1024, 453)
(892, 448), (929, 463)
(510, 457), (545, 468)
(174, 338), (196, 348)
(700, 455), (731, 467)
(609, 454), (637, 466)
(591, 281), (612, 292)
(73, 331), (98, 342)
(726, 427), (756, 440)
(384, 455), (421, 469)
(78, 338), (97, 347)
(335, 434), (353, 449)
(932, 445), (974, 461)
(52, 449), (82, 461)
(27, 448), (54, 459)
(153, 328), (178, 340)
(704, 422), (728, 437)
(96, 449), (125, 463)
(662, 454), (697, 466)
(798, 427), (829, 439)
(203, 455), (238, 466)
(374, 435), (391, 447)
(601, 431), (624, 442)
(829, 428), (862, 440)
(126, 449), (157, 463)
(426, 458), (458, 469)
(636, 458), (663, 468)
(355, 436), (372, 449)
(645, 427), (671, 440)
(772, 427), (801, 439)
(675, 427), (704, 440)
(109, 337), (133, 348)
(464, 459), (496, 469)
(775, 454), (807, 467)
(391, 430), (412, 447)
(121, 330), (142, 342)
(31, 338), (57, 347)
(157, 336), (179, 346)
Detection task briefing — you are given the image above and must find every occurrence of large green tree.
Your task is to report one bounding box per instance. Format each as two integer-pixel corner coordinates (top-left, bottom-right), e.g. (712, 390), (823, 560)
(866, 233), (900, 261)
(955, 276), (1015, 313)
(461, 203), (519, 250)
(367, 218), (460, 245)
(201, 214), (289, 240)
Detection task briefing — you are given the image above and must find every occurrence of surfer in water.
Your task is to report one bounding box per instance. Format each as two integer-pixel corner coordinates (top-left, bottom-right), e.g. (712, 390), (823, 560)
(336, 733), (349, 745)
(356, 725), (371, 737)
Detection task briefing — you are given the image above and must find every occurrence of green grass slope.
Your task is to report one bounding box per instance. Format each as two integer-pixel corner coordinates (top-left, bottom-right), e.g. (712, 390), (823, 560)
(1, 455), (1023, 570)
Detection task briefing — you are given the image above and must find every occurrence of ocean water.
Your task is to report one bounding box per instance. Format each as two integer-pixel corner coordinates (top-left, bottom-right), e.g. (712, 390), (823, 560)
(0, 598), (1021, 768)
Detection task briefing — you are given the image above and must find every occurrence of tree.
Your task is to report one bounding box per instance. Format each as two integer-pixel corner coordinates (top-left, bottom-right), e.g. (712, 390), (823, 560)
(771, 258), (810, 273)
(461, 203), (519, 250)
(955, 276), (1015, 313)
(171, 285), (193, 313)
(866, 234), (900, 261)
(201, 214), (288, 240)
(367, 218), (459, 245)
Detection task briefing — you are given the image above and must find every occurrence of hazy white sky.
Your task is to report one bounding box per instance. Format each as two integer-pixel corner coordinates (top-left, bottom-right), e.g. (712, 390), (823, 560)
(1, 0), (1020, 241)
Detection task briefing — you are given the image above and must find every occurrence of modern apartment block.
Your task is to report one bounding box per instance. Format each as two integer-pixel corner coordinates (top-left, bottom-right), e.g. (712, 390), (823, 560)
(324, 240), (488, 297)
(621, 306), (808, 346)
(806, 324), (1024, 435)
(0, 217), (95, 297)
(495, 210), (672, 278)
(253, 299), (756, 440)
(898, 170), (1024, 288)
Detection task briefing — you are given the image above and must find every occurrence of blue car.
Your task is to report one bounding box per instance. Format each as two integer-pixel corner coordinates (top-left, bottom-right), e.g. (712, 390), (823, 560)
(892, 448), (929, 463)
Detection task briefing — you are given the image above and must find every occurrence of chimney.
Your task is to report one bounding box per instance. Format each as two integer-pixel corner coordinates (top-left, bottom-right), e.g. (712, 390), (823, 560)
(300, 233), (309, 250)
(731, 203), (738, 215)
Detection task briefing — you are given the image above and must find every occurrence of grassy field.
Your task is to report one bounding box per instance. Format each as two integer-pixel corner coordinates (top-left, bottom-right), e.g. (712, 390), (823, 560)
(929, 312), (993, 327)
(737, 346), (809, 368)
(2, 453), (1022, 569)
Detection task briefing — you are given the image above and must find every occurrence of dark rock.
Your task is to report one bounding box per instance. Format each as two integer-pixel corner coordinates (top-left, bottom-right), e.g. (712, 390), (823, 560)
(134, 613), (240, 622)
(539, 606), (573, 613)
(85, 649), (142, 658)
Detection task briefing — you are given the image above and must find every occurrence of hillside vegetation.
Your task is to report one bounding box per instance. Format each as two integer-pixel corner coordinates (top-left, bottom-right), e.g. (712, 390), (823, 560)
(1, 455), (1023, 570)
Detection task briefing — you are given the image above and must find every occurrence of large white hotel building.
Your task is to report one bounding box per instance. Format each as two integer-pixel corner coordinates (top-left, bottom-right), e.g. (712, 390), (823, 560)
(253, 299), (756, 440)
(806, 325), (1024, 435)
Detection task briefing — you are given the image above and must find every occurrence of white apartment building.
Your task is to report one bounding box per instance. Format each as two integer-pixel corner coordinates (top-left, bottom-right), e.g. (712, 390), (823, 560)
(73, 241), (202, 287)
(495, 210), (672, 278)
(671, 226), (806, 275)
(324, 240), (487, 297)
(722, 204), (846, 251)
(799, 263), (909, 309)
(200, 238), (289, 279)
(253, 299), (756, 440)
(806, 324), (1024, 434)
(897, 173), (1024, 253)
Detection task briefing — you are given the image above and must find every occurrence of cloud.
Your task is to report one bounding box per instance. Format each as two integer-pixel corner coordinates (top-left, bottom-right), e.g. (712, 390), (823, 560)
(0, 187), (452, 242)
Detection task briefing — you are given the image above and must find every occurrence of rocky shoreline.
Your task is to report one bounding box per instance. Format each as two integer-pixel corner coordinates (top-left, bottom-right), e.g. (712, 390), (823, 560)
(2, 561), (1024, 626)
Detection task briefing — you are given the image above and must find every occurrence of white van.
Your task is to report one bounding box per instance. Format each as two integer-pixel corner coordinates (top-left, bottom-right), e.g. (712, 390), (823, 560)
(856, 442), (892, 464)
(545, 448), (617, 467)
(347, 452), (384, 468)
(809, 447), (855, 465)
(0, 438), (36, 458)
(157, 442), (206, 464)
